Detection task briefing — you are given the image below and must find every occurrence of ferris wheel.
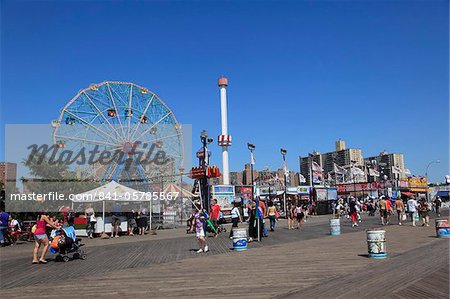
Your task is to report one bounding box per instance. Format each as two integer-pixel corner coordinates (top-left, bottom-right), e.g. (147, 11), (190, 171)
(52, 81), (184, 189)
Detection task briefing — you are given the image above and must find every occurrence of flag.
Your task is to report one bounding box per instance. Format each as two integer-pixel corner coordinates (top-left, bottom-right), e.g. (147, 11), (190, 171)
(333, 163), (346, 174)
(250, 152), (256, 165)
(369, 168), (380, 177)
(312, 161), (323, 172)
(350, 167), (365, 176)
(313, 177), (321, 184)
(299, 174), (306, 183)
(392, 165), (402, 174)
(404, 169), (412, 176)
(283, 160), (289, 177)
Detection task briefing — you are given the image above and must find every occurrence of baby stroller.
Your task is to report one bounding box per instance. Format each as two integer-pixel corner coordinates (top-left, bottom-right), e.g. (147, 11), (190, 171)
(50, 226), (86, 262)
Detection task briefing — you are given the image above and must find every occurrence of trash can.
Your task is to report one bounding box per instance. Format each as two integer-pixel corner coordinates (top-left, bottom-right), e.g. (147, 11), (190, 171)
(329, 218), (340, 235)
(232, 228), (247, 251)
(435, 219), (450, 238)
(367, 230), (387, 258)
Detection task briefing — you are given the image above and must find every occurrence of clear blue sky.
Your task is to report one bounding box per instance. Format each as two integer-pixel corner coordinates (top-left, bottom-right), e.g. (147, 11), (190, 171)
(1, 0), (448, 182)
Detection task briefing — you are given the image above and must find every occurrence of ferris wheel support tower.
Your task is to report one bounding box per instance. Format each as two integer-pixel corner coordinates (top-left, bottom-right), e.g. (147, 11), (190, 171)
(217, 77), (231, 185)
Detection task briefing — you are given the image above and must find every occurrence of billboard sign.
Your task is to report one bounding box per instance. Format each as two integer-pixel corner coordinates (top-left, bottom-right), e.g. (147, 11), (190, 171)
(211, 185), (235, 211)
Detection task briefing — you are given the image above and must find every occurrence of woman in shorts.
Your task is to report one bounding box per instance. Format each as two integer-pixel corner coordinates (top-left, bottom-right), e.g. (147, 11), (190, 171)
(295, 204), (304, 229)
(32, 213), (60, 264)
(287, 202), (294, 230)
(191, 206), (208, 254)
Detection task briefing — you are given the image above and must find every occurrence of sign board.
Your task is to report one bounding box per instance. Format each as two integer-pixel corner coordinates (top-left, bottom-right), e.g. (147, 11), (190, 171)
(327, 188), (338, 200)
(211, 185), (235, 211)
(408, 177), (427, 187)
(316, 189), (328, 201)
(235, 185), (253, 204)
(297, 186), (310, 194)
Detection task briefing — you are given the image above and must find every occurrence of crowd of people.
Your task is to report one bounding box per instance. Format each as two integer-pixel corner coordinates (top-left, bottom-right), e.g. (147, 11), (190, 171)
(187, 194), (446, 254)
(0, 194), (445, 260)
(332, 195), (444, 227)
(187, 197), (316, 253)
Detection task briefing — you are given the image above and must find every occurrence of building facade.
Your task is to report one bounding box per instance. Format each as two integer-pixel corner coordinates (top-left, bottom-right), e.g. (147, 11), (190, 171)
(365, 151), (405, 181)
(0, 162), (17, 186)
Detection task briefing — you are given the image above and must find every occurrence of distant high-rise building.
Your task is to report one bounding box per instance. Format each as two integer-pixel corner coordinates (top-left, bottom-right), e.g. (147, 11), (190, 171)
(365, 151), (405, 180)
(335, 139), (346, 151)
(299, 152), (322, 185)
(300, 141), (364, 184)
(0, 162), (17, 187)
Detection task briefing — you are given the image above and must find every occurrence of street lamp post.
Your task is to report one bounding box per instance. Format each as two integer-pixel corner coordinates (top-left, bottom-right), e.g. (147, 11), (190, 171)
(247, 143), (256, 201)
(248, 143), (259, 241)
(200, 130), (213, 210)
(281, 148), (288, 217)
(425, 160), (440, 202)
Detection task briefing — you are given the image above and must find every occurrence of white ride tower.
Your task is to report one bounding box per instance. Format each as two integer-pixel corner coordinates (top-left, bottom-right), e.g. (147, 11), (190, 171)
(217, 77), (231, 185)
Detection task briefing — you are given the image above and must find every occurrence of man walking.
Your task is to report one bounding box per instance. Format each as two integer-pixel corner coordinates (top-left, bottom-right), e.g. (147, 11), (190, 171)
(209, 199), (221, 237)
(395, 197), (405, 225)
(111, 202), (122, 238)
(407, 197), (419, 226)
(378, 196), (387, 225)
(349, 197), (358, 227)
(434, 196), (442, 217)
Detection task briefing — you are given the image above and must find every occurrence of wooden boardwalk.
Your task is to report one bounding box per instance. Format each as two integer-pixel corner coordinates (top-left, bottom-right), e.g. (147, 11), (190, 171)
(1, 212), (448, 298)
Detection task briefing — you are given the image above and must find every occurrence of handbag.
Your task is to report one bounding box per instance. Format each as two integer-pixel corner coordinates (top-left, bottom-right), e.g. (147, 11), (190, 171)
(90, 214), (97, 223)
(402, 213), (407, 221)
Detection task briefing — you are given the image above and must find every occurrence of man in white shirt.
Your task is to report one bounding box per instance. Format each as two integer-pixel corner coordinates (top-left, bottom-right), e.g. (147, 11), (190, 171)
(407, 197), (418, 226)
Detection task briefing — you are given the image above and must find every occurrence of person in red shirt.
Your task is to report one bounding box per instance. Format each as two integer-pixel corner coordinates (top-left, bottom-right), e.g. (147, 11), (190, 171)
(209, 199), (221, 237)
(385, 198), (393, 225)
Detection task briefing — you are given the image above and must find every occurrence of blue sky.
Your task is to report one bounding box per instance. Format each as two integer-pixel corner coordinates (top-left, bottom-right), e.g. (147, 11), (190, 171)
(1, 0), (448, 182)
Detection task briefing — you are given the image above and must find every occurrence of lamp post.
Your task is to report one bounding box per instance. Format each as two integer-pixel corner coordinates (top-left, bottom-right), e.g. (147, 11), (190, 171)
(425, 160), (440, 202)
(200, 130), (213, 210)
(281, 148), (288, 217)
(179, 167), (184, 225)
(247, 143), (256, 201)
(248, 143), (259, 241)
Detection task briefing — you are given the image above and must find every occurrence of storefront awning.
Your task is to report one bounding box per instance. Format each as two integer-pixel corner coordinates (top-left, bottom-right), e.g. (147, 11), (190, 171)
(437, 191), (450, 197)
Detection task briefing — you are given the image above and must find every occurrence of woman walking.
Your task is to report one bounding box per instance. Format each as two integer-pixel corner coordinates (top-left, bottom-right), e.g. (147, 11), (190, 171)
(267, 201), (277, 231)
(229, 202), (242, 238)
(287, 202), (294, 230)
(191, 205), (208, 253)
(295, 203), (304, 229)
(32, 213), (60, 264)
(85, 205), (96, 238)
